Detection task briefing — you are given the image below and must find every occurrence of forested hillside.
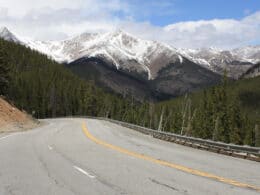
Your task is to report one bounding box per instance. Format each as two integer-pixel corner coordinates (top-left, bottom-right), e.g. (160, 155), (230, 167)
(149, 74), (260, 146)
(0, 38), (141, 119)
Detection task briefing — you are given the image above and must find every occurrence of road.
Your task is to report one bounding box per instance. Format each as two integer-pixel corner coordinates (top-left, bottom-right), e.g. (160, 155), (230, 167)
(0, 118), (259, 195)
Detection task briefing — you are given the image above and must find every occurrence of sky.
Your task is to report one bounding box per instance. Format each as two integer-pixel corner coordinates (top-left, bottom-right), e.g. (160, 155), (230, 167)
(0, 0), (259, 48)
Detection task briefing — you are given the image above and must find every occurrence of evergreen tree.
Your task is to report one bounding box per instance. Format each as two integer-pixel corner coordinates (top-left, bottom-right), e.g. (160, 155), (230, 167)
(255, 124), (260, 147)
(229, 97), (243, 144)
(0, 41), (10, 95)
(172, 111), (182, 134)
(243, 116), (253, 146)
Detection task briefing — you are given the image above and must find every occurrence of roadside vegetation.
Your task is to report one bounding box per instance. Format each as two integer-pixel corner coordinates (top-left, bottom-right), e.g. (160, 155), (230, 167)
(151, 74), (260, 146)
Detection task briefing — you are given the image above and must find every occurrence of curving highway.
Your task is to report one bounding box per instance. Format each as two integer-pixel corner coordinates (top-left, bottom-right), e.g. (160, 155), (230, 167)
(0, 118), (260, 195)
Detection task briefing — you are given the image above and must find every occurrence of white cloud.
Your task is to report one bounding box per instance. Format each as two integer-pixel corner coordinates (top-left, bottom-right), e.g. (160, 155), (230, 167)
(0, 0), (259, 48)
(0, 0), (128, 40)
(1, 0), (87, 16)
(122, 12), (260, 49)
(161, 12), (260, 48)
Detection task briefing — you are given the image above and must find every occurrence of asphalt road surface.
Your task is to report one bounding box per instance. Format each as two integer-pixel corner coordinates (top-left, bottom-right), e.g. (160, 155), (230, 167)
(0, 118), (259, 195)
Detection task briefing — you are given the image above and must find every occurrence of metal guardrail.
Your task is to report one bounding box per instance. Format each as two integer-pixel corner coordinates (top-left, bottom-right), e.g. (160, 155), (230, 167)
(95, 117), (260, 162)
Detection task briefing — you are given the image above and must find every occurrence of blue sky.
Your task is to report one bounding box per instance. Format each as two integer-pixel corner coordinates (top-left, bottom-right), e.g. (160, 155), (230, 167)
(129, 0), (260, 26)
(0, 0), (259, 48)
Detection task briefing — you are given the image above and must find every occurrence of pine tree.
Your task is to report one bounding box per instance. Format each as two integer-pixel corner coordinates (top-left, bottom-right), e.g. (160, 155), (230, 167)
(0, 41), (10, 95)
(217, 71), (230, 143)
(172, 111), (182, 134)
(212, 115), (220, 141)
(243, 116), (253, 146)
(181, 94), (189, 135)
(255, 124), (260, 147)
(229, 97), (243, 144)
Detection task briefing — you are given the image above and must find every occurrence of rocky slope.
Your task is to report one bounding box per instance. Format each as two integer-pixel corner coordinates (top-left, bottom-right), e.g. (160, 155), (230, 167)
(0, 97), (38, 133)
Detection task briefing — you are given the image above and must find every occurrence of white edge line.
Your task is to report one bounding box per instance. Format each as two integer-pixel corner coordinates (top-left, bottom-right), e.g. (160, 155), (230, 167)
(48, 145), (53, 150)
(73, 166), (96, 179)
(0, 134), (16, 140)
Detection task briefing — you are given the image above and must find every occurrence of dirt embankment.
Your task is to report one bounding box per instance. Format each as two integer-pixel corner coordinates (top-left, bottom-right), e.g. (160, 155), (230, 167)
(0, 97), (39, 133)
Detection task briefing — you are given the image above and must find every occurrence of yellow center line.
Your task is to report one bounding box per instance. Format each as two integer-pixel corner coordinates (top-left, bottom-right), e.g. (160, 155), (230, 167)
(82, 122), (260, 192)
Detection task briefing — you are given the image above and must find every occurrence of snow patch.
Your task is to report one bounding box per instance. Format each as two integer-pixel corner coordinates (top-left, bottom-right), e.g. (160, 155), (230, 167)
(89, 49), (120, 69)
(178, 55), (183, 64)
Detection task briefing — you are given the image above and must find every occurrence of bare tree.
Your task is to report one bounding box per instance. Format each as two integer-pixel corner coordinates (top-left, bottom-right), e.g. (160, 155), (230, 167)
(186, 108), (196, 136)
(181, 95), (189, 135)
(149, 102), (155, 128)
(158, 107), (165, 131)
(213, 116), (219, 141)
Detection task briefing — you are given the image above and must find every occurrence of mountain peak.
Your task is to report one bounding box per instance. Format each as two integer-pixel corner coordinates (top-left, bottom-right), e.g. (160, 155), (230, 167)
(113, 28), (127, 35)
(114, 28), (124, 33)
(108, 29), (136, 39)
(0, 26), (11, 35)
(0, 27), (19, 42)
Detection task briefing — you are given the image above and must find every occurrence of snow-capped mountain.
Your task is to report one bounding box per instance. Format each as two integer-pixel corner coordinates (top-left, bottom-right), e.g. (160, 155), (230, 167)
(178, 47), (259, 78)
(20, 30), (184, 80)
(0, 27), (20, 43)
(232, 46), (260, 64)
(1, 26), (259, 80)
(0, 27), (226, 100)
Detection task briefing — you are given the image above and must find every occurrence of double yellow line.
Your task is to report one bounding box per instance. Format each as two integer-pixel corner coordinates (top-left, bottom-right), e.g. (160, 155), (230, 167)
(82, 122), (260, 192)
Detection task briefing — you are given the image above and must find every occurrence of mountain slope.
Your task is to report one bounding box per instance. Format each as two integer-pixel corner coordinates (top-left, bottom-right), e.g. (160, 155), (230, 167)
(242, 63), (260, 78)
(67, 56), (221, 101)
(159, 75), (260, 124)
(66, 57), (156, 101)
(151, 75), (260, 146)
(151, 58), (221, 97)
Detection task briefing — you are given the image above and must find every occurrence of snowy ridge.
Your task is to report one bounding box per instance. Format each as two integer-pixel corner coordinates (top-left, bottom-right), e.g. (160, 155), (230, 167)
(231, 46), (260, 64)
(178, 47), (260, 78)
